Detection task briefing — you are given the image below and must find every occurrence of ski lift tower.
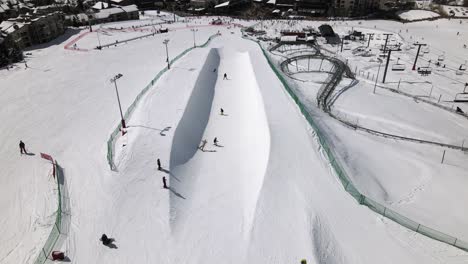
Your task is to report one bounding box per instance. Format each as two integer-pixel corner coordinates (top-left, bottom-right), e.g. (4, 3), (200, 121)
(412, 43), (427, 70)
(382, 46), (402, 83)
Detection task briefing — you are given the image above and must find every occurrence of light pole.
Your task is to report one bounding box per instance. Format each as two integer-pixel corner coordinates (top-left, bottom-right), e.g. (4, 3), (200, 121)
(110, 73), (126, 133)
(96, 25), (102, 49)
(191, 28), (198, 48)
(163, 39), (170, 69)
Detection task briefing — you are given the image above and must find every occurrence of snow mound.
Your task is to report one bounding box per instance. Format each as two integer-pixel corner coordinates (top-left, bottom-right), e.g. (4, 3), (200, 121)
(397, 10), (440, 21)
(169, 48), (220, 168)
(168, 48), (271, 247)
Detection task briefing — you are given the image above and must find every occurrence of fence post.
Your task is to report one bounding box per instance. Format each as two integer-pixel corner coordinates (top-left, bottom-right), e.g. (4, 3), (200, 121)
(441, 150), (446, 164)
(438, 94), (442, 103)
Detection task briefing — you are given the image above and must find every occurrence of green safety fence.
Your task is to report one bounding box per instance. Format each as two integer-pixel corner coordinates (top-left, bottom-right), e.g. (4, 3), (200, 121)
(243, 34), (468, 252)
(106, 33), (220, 171)
(34, 162), (63, 264)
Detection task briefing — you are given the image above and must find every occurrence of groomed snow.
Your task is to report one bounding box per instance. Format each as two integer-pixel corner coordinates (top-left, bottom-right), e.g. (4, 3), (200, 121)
(2, 15), (468, 264)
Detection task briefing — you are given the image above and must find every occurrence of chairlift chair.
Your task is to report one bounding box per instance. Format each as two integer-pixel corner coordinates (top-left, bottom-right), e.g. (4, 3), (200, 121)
(392, 64), (406, 71)
(454, 93), (468, 102)
(392, 57), (405, 71)
(438, 54), (445, 61)
(417, 67), (432, 76)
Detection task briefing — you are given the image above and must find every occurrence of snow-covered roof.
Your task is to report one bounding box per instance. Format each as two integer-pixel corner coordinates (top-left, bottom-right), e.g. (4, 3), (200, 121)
(215, 1), (229, 8)
(94, 4), (138, 19)
(92, 1), (109, 10)
(280, 35), (297, 42)
(266, 0), (275, 4)
(0, 21), (26, 33)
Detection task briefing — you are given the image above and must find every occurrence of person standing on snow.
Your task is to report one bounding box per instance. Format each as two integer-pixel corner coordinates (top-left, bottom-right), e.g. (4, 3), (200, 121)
(220, 108), (224, 115)
(157, 158), (162, 170)
(223, 73), (228, 80)
(19, 140), (27, 155)
(213, 137), (218, 146)
(162, 176), (168, 189)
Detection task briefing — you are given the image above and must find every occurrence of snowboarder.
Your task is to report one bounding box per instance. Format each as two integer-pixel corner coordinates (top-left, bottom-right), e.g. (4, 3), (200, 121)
(157, 158), (162, 170)
(220, 108), (224, 115)
(223, 73), (228, 80)
(19, 140), (27, 155)
(100, 234), (112, 246)
(213, 137), (218, 146)
(199, 139), (207, 151)
(24, 62), (28, 69)
(162, 176), (168, 189)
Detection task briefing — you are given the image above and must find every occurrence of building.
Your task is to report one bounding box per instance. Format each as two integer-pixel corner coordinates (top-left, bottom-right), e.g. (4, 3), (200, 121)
(92, 4), (139, 23)
(331, 0), (404, 16)
(0, 11), (65, 49)
(0, 3), (18, 21)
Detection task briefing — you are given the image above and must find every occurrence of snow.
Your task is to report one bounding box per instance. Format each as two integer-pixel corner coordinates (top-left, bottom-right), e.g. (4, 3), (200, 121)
(397, 10), (440, 21)
(91, 1), (109, 10)
(215, 1), (229, 8)
(2, 14), (468, 264)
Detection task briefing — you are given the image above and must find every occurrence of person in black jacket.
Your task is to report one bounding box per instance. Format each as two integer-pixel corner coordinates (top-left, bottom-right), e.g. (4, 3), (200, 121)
(19, 141), (27, 155)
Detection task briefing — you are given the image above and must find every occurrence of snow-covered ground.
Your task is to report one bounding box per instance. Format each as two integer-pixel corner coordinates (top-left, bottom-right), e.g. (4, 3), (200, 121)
(397, 10), (440, 21)
(253, 17), (468, 246)
(2, 15), (468, 264)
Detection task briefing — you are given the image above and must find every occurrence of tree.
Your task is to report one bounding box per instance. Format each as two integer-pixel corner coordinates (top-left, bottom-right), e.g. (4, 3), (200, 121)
(77, 0), (84, 11)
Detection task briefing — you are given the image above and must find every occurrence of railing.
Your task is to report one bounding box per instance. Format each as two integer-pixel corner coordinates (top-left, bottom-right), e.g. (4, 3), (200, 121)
(34, 161), (68, 264)
(244, 35), (468, 252)
(106, 33), (220, 171)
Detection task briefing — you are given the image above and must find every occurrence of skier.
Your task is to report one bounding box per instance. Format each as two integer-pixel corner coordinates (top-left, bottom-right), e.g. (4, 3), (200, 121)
(100, 234), (112, 246)
(213, 68), (217, 72)
(162, 176), (168, 189)
(223, 73), (228, 80)
(157, 158), (162, 170)
(457, 32), (460, 36)
(19, 140), (27, 155)
(213, 137), (218, 146)
(220, 108), (224, 115)
(24, 62), (28, 69)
